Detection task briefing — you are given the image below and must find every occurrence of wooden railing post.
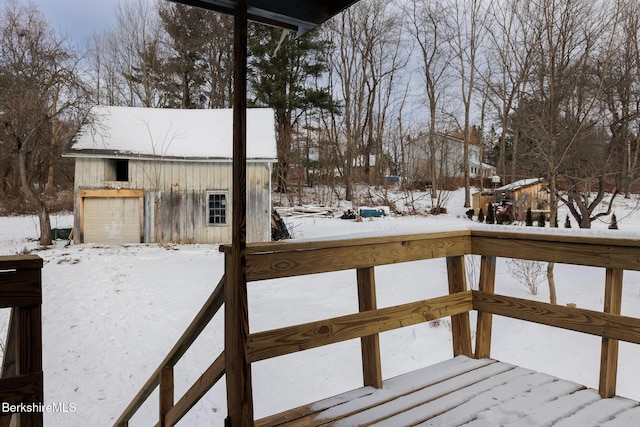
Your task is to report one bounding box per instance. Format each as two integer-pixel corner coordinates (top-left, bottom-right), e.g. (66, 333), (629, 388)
(0, 256), (43, 427)
(599, 268), (623, 398)
(225, 251), (253, 427)
(356, 267), (382, 388)
(446, 256), (472, 357)
(475, 256), (496, 359)
(159, 366), (174, 426)
(226, 3), (253, 427)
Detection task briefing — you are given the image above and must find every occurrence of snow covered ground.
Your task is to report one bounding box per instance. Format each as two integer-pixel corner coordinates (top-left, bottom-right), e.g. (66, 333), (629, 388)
(2, 189), (640, 426)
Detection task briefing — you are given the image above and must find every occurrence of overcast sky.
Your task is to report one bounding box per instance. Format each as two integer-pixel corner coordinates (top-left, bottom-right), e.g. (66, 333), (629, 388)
(1, 0), (149, 46)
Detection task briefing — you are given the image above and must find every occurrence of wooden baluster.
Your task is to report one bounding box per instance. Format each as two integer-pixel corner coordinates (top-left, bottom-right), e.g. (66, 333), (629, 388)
(446, 256), (472, 357)
(159, 366), (174, 427)
(16, 265), (43, 427)
(599, 268), (623, 398)
(475, 256), (496, 359)
(357, 267), (382, 388)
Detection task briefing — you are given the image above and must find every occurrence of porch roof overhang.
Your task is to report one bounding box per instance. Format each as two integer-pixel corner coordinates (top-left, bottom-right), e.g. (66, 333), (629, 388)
(166, 0), (360, 35)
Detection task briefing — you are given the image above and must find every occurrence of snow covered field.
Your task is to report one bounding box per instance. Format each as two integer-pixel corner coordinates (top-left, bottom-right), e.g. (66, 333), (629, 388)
(2, 189), (640, 426)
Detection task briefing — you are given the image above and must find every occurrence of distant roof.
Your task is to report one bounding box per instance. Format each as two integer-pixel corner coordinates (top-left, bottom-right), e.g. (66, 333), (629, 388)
(67, 106), (277, 161)
(496, 178), (544, 192)
(168, 0), (362, 35)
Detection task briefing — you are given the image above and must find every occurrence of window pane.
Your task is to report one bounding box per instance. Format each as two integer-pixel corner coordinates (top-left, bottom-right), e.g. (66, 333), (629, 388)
(208, 194), (226, 224)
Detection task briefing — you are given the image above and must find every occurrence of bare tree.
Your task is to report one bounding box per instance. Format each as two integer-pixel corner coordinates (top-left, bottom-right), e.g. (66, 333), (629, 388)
(113, 0), (165, 107)
(481, 0), (536, 183)
(513, 0), (620, 227)
(598, 0), (640, 199)
(324, 0), (406, 200)
(0, 1), (90, 245)
(445, 0), (492, 207)
(407, 0), (453, 209)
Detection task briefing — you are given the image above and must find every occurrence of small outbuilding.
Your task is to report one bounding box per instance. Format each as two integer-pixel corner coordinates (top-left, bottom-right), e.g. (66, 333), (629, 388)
(65, 106), (277, 245)
(472, 178), (549, 220)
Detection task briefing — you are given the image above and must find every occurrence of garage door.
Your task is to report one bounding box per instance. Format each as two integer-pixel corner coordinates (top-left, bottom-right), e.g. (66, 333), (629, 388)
(84, 197), (141, 243)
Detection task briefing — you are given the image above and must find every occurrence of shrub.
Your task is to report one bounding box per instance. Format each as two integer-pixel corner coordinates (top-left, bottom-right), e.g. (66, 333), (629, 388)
(537, 212), (546, 227)
(486, 203), (495, 224)
(525, 208), (533, 226)
(507, 259), (546, 295)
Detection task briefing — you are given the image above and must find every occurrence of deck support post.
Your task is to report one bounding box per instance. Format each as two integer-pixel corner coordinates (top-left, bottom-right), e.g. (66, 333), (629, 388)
(225, 4), (254, 426)
(446, 256), (473, 357)
(14, 265), (43, 427)
(599, 268), (623, 398)
(159, 366), (174, 427)
(357, 267), (383, 388)
(475, 256), (496, 359)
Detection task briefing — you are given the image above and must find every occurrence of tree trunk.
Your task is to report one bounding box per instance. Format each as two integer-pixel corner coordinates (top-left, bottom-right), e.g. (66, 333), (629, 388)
(547, 262), (557, 305)
(18, 146), (52, 246)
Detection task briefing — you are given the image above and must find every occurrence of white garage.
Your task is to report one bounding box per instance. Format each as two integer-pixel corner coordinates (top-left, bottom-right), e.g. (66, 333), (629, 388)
(66, 106), (276, 244)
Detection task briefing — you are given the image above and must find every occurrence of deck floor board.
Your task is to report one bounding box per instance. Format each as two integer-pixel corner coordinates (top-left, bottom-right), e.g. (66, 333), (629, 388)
(255, 356), (640, 427)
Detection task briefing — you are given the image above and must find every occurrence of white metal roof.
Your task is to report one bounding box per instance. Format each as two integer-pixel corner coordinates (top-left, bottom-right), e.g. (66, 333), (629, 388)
(496, 178), (544, 192)
(67, 106), (277, 161)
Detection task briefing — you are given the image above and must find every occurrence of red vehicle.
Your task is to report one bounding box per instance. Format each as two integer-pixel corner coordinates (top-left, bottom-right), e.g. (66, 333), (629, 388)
(495, 199), (514, 224)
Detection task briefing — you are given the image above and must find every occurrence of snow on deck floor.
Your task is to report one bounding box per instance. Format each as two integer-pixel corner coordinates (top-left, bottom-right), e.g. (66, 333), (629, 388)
(256, 356), (640, 427)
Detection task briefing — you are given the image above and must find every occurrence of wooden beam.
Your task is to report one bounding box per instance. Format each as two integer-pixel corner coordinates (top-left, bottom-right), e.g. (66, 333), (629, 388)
(471, 233), (640, 271)
(159, 367), (174, 427)
(248, 292), (473, 362)
(0, 372), (42, 405)
(225, 4), (253, 426)
(16, 304), (43, 427)
(0, 270), (41, 308)
(472, 291), (640, 344)
(0, 256), (43, 270)
(76, 189), (143, 198)
(446, 256), (472, 357)
(599, 268), (623, 398)
(244, 235), (471, 281)
(357, 267), (382, 389)
(161, 352), (225, 427)
(475, 256), (496, 359)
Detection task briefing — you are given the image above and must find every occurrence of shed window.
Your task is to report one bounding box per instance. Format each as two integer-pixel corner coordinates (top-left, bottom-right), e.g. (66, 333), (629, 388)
(105, 159), (129, 182)
(207, 193), (227, 225)
(115, 160), (129, 181)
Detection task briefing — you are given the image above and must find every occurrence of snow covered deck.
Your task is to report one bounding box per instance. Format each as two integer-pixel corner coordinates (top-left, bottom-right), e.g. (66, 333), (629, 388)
(114, 229), (640, 427)
(256, 356), (640, 427)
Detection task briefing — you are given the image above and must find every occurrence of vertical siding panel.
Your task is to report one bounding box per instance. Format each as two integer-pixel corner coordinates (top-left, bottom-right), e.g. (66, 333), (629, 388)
(74, 155), (271, 245)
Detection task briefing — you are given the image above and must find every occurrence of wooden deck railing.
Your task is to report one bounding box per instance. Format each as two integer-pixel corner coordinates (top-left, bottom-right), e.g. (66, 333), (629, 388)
(113, 275), (226, 427)
(114, 229), (640, 426)
(0, 255), (44, 427)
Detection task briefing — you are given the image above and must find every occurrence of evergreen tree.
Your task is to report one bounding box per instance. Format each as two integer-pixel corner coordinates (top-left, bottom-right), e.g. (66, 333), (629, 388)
(551, 214), (558, 228)
(249, 25), (337, 193)
(525, 208), (533, 226)
(478, 208), (485, 223)
(564, 215), (572, 228)
(537, 212), (546, 227)
(486, 203), (495, 224)
(159, 3), (212, 108)
(609, 213), (618, 230)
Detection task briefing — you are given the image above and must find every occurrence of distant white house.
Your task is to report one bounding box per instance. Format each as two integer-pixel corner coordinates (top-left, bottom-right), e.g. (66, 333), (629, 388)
(404, 130), (496, 186)
(65, 106), (277, 245)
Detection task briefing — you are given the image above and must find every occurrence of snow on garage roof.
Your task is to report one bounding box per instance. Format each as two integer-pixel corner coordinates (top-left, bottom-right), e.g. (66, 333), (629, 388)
(67, 106), (277, 161)
(495, 178), (545, 192)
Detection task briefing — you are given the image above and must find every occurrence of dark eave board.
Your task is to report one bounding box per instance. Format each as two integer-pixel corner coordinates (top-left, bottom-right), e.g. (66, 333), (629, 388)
(166, 0), (359, 34)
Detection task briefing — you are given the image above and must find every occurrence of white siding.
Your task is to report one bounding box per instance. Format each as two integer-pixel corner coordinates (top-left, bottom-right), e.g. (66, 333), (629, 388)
(74, 158), (272, 244)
